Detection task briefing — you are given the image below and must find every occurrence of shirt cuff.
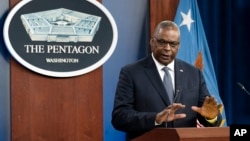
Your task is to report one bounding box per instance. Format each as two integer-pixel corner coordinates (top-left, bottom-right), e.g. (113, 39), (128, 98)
(155, 121), (161, 126)
(206, 116), (218, 124)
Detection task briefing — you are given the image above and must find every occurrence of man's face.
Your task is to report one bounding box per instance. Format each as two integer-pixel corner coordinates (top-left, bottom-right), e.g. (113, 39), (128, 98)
(150, 28), (180, 65)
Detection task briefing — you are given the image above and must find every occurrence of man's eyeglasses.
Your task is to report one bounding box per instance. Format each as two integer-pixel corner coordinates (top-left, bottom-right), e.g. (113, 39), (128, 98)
(154, 38), (180, 48)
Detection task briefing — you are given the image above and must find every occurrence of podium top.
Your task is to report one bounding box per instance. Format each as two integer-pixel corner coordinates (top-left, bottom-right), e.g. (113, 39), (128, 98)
(132, 127), (229, 141)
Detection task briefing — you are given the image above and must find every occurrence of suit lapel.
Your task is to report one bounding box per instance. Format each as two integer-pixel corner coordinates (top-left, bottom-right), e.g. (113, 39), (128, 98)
(174, 59), (185, 102)
(144, 56), (171, 105)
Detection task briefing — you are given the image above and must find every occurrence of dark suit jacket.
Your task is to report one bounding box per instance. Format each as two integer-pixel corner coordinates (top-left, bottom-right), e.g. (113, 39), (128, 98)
(111, 55), (222, 140)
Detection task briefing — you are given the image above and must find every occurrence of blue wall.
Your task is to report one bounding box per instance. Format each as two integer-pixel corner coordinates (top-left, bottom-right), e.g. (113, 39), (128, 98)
(0, 0), (10, 141)
(0, 0), (149, 141)
(102, 0), (149, 141)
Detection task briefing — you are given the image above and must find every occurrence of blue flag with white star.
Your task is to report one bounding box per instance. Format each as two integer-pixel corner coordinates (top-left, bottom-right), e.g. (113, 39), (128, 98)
(174, 0), (227, 126)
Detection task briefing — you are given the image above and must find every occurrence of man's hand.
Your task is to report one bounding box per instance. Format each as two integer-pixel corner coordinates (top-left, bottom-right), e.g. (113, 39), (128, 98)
(155, 103), (186, 125)
(191, 96), (223, 119)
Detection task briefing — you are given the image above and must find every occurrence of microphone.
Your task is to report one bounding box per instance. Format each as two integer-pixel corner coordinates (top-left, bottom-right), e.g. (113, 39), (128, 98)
(165, 89), (181, 127)
(173, 89), (181, 103)
(237, 82), (250, 96)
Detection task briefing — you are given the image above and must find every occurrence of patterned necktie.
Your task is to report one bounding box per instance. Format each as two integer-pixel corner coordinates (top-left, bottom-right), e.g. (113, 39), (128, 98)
(162, 67), (174, 103)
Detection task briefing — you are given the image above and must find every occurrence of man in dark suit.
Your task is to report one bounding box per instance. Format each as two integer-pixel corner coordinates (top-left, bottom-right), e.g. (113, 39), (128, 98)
(111, 20), (222, 141)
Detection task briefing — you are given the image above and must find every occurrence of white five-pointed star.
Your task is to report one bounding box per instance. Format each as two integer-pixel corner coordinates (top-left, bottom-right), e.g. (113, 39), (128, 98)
(179, 9), (194, 32)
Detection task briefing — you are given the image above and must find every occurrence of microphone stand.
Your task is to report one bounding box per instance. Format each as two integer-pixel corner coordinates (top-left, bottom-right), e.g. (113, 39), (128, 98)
(165, 89), (180, 127)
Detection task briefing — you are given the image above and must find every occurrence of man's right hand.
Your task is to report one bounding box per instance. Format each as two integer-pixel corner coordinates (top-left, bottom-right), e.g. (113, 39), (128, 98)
(155, 103), (186, 125)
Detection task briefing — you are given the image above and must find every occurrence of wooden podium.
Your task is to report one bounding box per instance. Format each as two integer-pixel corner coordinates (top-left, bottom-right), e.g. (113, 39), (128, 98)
(132, 127), (230, 141)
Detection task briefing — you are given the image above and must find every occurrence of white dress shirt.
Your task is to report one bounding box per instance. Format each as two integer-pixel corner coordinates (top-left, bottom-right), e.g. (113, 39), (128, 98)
(151, 53), (175, 91)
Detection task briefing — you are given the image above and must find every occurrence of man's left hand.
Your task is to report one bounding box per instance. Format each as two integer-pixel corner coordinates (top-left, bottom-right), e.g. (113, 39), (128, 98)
(191, 96), (222, 119)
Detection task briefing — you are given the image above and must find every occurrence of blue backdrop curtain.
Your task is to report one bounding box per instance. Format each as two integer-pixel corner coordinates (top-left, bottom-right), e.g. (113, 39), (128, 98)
(198, 0), (250, 125)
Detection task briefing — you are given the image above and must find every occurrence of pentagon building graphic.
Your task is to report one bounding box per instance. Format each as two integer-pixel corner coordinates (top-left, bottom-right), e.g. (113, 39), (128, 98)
(20, 8), (101, 42)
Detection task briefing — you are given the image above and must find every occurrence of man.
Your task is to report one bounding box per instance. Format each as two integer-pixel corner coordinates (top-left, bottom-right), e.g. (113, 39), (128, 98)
(111, 20), (222, 140)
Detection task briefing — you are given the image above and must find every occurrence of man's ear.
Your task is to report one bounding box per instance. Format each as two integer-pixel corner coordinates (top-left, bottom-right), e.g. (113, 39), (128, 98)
(149, 38), (154, 50)
(150, 38), (153, 45)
